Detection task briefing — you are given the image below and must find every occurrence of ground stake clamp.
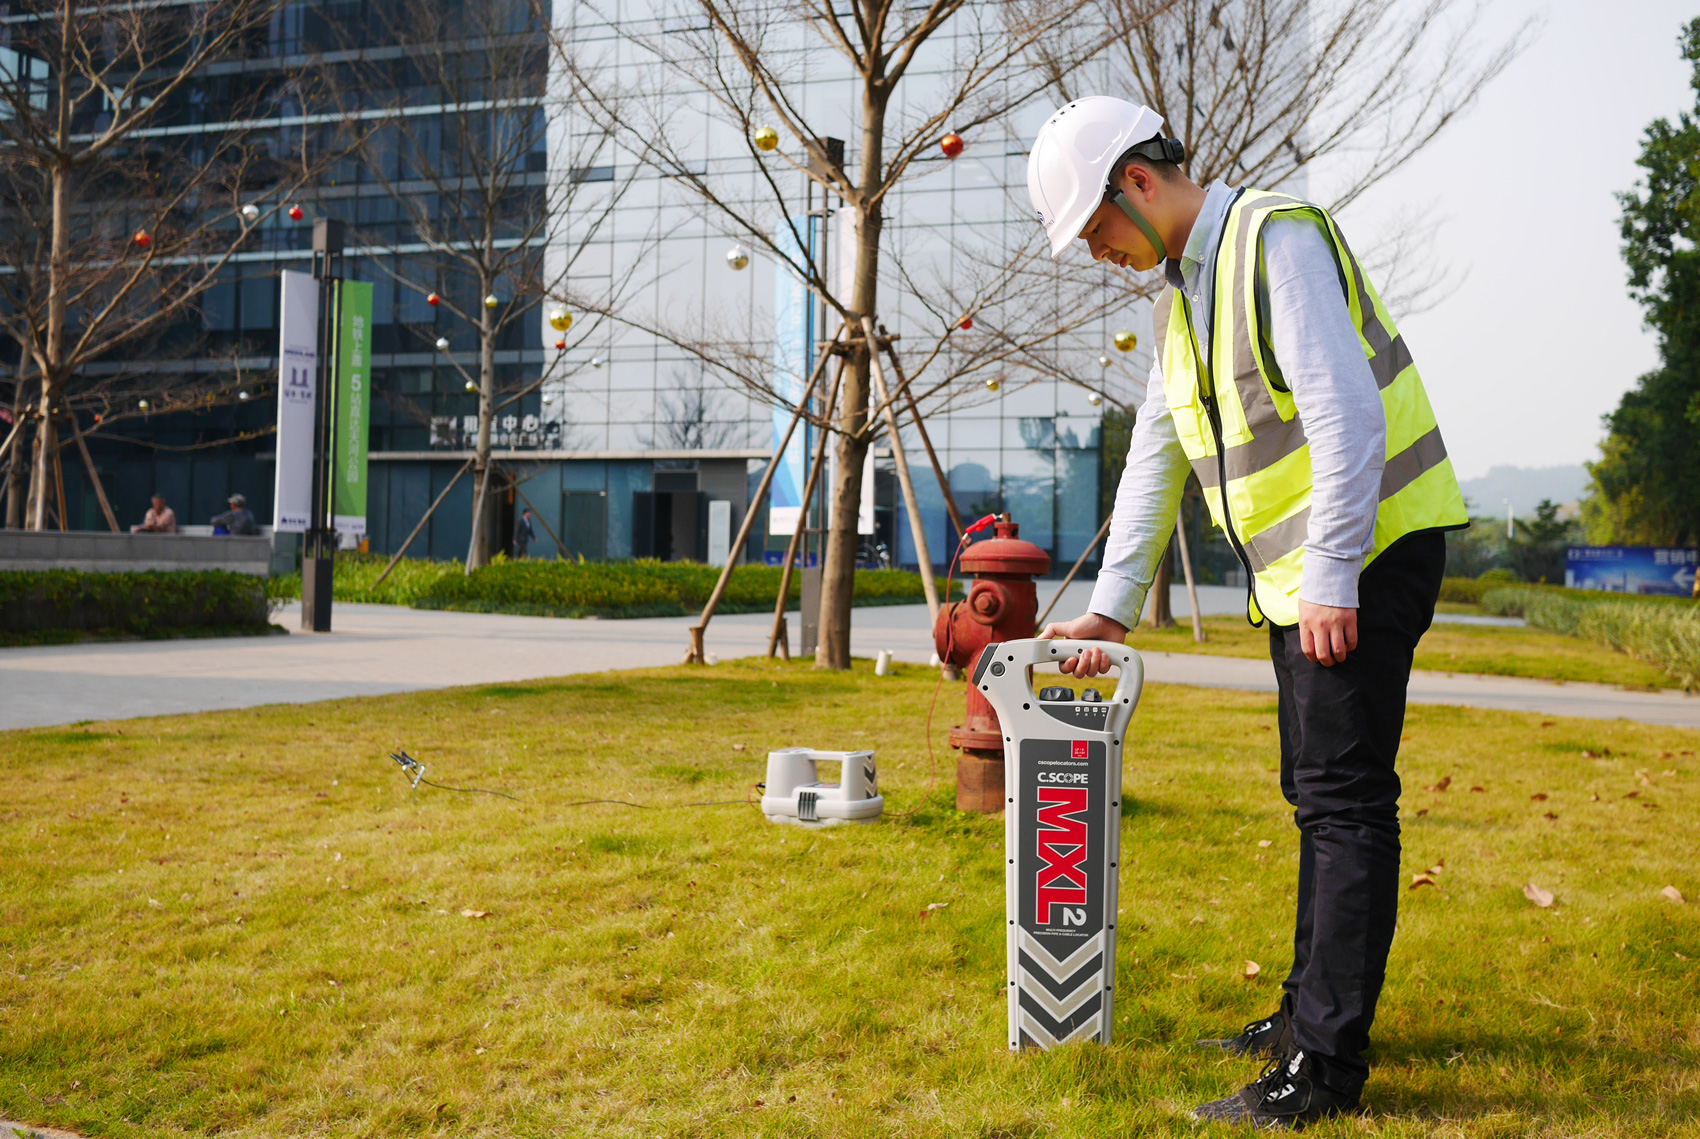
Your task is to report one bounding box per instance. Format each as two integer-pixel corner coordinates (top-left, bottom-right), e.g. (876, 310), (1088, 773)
(972, 638), (1144, 1050)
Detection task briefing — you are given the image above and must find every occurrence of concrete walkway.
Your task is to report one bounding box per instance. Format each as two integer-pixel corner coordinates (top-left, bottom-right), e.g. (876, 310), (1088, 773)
(3, 584), (1692, 732)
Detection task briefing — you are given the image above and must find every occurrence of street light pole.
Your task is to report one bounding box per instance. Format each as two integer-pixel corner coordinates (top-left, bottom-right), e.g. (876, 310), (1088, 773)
(302, 217), (345, 633)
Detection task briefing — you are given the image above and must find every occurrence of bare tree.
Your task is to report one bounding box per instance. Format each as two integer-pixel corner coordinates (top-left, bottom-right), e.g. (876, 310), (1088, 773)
(324, 0), (649, 569)
(1087, 0), (1529, 310)
(551, 0), (1162, 669)
(0, 0), (319, 530)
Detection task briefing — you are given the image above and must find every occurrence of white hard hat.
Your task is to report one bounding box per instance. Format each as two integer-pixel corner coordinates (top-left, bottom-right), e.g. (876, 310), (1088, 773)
(1028, 96), (1166, 258)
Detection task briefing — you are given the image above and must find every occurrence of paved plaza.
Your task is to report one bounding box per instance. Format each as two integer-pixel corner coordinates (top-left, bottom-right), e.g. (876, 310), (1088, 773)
(4, 584), (1699, 730)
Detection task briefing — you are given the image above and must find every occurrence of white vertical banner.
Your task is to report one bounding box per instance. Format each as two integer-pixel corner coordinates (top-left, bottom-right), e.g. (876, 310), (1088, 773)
(706, 499), (731, 566)
(273, 270), (319, 532)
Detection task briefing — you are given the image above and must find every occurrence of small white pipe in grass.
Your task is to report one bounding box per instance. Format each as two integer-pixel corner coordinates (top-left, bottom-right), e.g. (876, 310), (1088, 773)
(875, 649), (893, 676)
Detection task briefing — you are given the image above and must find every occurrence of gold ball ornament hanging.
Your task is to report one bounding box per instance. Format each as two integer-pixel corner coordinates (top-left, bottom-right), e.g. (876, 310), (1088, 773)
(1086, 390), (1103, 407)
(435, 336), (450, 350)
(1098, 355), (1111, 367)
(1114, 330), (1138, 352)
(484, 294), (499, 309)
(984, 377), (1001, 392)
(726, 245), (750, 270)
(549, 306), (573, 332)
(465, 379), (477, 393)
(753, 125), (779, 152)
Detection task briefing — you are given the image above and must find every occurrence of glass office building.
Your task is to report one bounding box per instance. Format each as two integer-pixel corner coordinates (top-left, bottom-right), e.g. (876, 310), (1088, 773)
(25, 3), (1150, 574)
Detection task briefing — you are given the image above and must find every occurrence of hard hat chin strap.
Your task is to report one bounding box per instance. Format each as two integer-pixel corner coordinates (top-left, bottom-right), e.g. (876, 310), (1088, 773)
(1111, 192), (1167, 263)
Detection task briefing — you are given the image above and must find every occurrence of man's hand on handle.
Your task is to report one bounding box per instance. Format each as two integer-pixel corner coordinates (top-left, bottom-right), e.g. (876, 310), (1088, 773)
(1298, 600), (1357, 667)
(1037, 612), (1129, 679)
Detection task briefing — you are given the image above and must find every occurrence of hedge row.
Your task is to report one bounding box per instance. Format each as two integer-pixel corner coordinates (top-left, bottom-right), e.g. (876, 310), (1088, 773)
(414, 559), (956, 618)
(1482, 585), (1700, 690)
(0, 569), (271, 636)
(270, 556), (957, 619)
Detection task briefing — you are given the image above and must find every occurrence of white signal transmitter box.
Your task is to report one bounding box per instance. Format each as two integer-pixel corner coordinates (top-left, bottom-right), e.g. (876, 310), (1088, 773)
(761, 748), (883, 827)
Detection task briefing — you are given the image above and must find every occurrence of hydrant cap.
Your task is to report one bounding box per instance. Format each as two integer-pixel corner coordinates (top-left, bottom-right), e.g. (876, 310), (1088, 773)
(959, 517), (1051, 575)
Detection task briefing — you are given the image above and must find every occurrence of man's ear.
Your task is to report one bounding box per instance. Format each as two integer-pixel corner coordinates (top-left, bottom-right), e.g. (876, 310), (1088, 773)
(1121, 163), (1157, 202)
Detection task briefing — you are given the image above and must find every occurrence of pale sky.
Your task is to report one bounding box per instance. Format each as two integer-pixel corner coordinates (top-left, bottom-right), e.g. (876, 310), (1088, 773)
(1325, 0), (1695, 480)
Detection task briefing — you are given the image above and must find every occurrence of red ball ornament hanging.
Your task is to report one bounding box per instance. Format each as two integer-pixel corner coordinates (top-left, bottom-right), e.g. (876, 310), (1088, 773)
(426, 292), (440, 307)
(555, 339), (566, 350)
(287, 204), (304, 221)
(133, 230), (151, 249)
(958, 316), (973, 331)
(940, 133), (964, 159)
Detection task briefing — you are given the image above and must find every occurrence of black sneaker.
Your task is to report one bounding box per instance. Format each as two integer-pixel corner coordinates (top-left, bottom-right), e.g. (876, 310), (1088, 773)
(1193, 1046), (1361, 1130)
(1197, 1004), (1291, 1058)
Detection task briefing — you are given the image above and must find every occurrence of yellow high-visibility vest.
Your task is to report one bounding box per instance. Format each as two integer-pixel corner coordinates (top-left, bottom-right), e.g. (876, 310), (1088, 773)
(1155, 189), (1467, 626)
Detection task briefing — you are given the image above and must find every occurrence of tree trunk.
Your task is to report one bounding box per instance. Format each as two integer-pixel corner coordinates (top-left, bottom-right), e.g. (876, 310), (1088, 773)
(4, 368), (29, 528)
(814, 92), (886, 671)
(33, 18), (72, 531)
(1146, 541), (1175, 628)
(466, 291), (497, 571)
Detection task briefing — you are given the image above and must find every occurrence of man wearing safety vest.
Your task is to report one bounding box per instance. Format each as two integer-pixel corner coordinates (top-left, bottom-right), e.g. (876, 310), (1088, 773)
(1032, 96), (1468, 1126)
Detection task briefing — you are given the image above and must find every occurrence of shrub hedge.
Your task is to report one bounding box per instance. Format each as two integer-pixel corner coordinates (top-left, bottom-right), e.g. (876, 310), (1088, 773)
(1438, 576), (1488, 604)
(1482, 584), (1700, 690)
(0, 569), (271, 638)
(269, 556), (957, 619)
(414, 558), (957, 619)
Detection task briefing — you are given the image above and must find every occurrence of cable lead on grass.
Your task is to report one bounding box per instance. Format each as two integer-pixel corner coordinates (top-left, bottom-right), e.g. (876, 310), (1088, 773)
(388, 752), (520, 800)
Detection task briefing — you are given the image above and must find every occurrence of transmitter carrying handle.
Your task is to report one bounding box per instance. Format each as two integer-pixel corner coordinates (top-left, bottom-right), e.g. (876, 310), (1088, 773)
(972, 639), (1145, 733)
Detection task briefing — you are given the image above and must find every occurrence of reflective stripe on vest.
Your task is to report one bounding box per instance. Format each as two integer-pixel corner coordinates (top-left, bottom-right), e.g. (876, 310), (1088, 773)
(1154, 190), (1467, 625)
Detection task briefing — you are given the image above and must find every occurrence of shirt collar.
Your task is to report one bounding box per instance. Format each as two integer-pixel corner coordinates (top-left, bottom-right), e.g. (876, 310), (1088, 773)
(1164, 180), (1237, 292)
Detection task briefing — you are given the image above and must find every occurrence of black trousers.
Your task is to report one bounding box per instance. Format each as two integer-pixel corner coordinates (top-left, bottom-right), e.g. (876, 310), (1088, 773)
(1268, 530), (1446, 1094)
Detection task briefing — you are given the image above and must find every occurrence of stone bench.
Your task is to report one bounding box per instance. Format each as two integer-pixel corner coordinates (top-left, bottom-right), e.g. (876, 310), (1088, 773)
(0, 530), (278, 576)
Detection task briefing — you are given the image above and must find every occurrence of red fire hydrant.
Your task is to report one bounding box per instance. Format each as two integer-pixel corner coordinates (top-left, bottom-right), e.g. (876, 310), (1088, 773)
(933, 514), (1051, 812)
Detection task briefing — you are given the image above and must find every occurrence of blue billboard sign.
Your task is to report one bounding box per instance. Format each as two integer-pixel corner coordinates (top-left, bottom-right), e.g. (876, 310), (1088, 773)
(1565, 546), (1697, 595)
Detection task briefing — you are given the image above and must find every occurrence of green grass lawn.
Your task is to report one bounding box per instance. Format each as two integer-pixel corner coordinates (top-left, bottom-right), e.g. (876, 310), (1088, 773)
(1128, 616), (1682, 689)
(2, 661), (1697, 1137)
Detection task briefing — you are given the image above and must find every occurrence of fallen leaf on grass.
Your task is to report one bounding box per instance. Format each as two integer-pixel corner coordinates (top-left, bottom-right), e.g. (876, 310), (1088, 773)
(1469, 785), (1485, 793)
(1410, 873), (1437, 890)
(1624, 791), (1639, 799)
(1426, 776), (1452, 793)
(926, 902), (950, 911)
(1524, 884), (1555, 908)
(1243, 960), (1261, 979)
(1663, 769), (1677, 777)
(1415, 808), (1429, 817)
(1540, 721), (1555, 727)
(1590, 793), (1600, 802)
(1258, 840), (1272, 849)
(1530, 793), (1548, 801)
(732, 743), (746, 751)
(1543, 812), (1559, 821)
(1661, 886), (1686, 904)
(461, 909), (489, 919)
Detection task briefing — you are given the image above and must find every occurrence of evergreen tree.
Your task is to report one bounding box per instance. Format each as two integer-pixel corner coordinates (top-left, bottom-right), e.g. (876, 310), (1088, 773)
(1587, 18), (1700, 545)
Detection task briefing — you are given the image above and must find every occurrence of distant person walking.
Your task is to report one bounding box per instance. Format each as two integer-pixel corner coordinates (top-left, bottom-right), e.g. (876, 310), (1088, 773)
(211, 493), (258, 536)
(512, 508), (535, 559)
(131, 495), (177, 534)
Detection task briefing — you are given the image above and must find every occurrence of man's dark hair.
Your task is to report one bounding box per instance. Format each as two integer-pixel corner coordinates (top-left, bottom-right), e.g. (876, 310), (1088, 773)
(1108, 137), (1188, 187)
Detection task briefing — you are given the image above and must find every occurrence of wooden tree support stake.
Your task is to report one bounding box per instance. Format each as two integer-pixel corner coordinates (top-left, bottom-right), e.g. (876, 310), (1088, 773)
(686, 326), (844, 664)
(371, 459), (474, 589)
(864, 314), (939, 624)
(767, 350), (845, 658)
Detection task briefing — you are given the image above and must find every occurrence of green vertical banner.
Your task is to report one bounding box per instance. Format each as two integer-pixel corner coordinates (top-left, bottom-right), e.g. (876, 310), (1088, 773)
(332, 280), (373, 538)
